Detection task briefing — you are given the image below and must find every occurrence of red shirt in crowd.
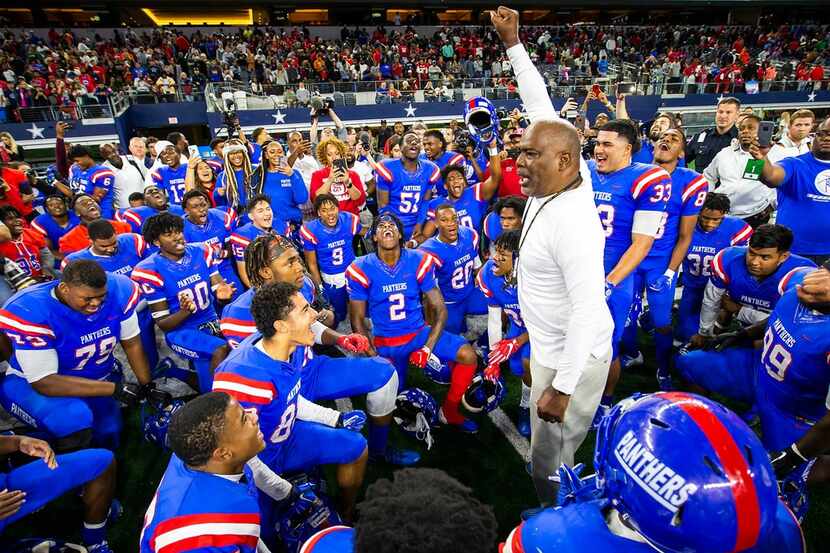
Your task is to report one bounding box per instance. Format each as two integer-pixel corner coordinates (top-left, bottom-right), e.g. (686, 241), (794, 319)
(0, 168), (34, 219)
(309, 167), (366, 216)
(0, 228), (47, 279)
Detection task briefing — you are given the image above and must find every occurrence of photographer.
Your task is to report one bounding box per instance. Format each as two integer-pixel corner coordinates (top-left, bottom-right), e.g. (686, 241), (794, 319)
(310, 99), (347, 152)
(310, 137), (366, 216)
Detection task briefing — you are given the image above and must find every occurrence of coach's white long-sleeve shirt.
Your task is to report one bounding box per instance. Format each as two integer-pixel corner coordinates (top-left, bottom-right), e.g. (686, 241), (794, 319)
(508, 43), (613, 394)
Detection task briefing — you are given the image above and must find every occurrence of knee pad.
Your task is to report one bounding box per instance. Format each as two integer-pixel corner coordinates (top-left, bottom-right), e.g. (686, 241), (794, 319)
(53, 428), (93, 453)
(366, 368), (398, 417)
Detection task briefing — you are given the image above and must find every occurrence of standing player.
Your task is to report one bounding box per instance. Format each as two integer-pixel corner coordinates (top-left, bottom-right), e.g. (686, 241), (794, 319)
(375, 132), (440, 242)
(621, 129), (708, 389)
(219, 234), (415, 466)
(475, 230), (532, 437)
(421, 129), (465, 198)
(230, 194), (289, 288)
(678, 224), (815, 396)
(482, 195), (526, 256)
(301, 193), (363, 325)
(677, 193), (752, 341)
(149, 144), (188, 205)
(0, 260), (153, 450)
(415, 145), (502, 241)
(131, 213), (235, 391)
(117, 184), (185, 234)
(590, 119), (670, 418)
(419, 204), (487, 334)
(213, 283), (377, 523)
(30, 194), (79, 269)
(0, 435), (117, 553)
(347, 213), (481, 432)
(140, 392), (278, 553)
(68, 145), (116, 219)
(181, 189), (242, 296)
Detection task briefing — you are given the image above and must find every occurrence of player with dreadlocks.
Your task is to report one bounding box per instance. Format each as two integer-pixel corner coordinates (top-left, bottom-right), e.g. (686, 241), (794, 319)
(218, 233), (419, 466)
(217, 140), (255, 211)
(475, 229), (532, 436)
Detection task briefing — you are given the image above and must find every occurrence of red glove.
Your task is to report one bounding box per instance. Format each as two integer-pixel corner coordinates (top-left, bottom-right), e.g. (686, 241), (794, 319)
(336, 333), (370, 354)
(488, 338), (521, 365)
(484, 362), (502, 382)
(408, 347), (431, 369)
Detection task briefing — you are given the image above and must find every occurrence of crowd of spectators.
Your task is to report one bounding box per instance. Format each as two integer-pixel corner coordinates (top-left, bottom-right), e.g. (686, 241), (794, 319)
(0, 22), (828, 122)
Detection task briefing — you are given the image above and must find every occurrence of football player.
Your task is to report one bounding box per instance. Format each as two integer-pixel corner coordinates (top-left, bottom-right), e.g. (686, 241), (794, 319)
(501, 392), (805, 553)
(0, 206), (53, 282)
(301, 193), (363, 325)
(148, 143), (188, 205)
(68, 145), (116, 219)
(482, 195), (526, 256)
(0, 260), (153, 450)
(230, 194), (289, 288)
(589, 119), (670, 418)
(220, 234), (415, 466)
(117, 184), (184, 234)
(375, 132), (440, 242)
(420, 129), (465, 198)
(347, 213), (480, 432)
(213, 283), (374, 523)
(620, 128), (708, 389)
(0, 435), (117, 553)
(476, 230), (532, 437)
(677, 192), (752, 341)
(30, 194), (79, 269)
(678, 224), (815, 397)
(419, 204), (487, 335)
(131, 213), (235, 392)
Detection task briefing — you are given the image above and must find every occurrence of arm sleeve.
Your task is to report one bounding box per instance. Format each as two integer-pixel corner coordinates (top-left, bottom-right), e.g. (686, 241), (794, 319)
(698, 280), (726, 336)
(488, 306), (503, 348)
(119, 311), (140, 340)
(506, 43), (558, 122)
(551, 214), (613, 395)
(246, 456), (293, 501)
(736, 306), (769, 326)
(291, 172), (309, 205)
(296, 395), (341, 427)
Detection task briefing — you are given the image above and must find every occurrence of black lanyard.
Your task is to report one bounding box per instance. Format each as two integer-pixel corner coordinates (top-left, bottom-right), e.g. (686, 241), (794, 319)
(517, 173), (583, 258)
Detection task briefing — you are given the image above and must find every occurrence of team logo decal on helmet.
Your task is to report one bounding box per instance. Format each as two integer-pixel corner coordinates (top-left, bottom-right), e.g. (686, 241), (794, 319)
(464, 96), (500, 146)
(394, 387), (438, 449)
(462, 372), (506, 414)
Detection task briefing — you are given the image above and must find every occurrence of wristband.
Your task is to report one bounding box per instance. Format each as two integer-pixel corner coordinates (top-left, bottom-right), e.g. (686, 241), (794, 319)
(663, 269), (676, 280)
(488, 147), (499, 156)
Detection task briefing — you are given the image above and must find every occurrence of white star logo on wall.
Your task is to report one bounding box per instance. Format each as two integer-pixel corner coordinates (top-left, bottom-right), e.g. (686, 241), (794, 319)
(26, 123), (45, 139)
(404, 103), (417, 117)
(272, 110), (286, 124)
(807, 92), (817, 102)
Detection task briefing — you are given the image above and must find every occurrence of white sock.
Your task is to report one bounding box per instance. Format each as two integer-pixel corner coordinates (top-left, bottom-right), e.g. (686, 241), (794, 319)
(520, 383), (531, 408)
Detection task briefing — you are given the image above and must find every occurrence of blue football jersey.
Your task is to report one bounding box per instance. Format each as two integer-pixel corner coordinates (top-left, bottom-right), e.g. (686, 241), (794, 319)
(131, 243), (220, 328)
(375, 158), (441, 235)
(346, 249), (437, 337)
(230, 221), (290, 262)
(420, 182), (489, 232)
(69, 164), (116, 218)
(710, 246), (816, 315)
(632, 140), (687, 168)
(647, 167), (708, 261)
(150, 164), (188, 205)
(420, 150), (465, 197)
(63, 233), (148, 276)
(758, 280), (830, 422)
(682, 217), (753, 289)
(212, 334), (303, 465)
(140, 455), (261, 553)
(775, 152), (830, 256)
(183, 208), (237, 277)
(419, 227), (480, 304)
(475, 258), (525, 333)
(118, 205), (185, 234)
(0, 274), (141, 381)
(301, 212), (361, 275)
(30, 212), (80, 249)
(589, 161), (671, 271)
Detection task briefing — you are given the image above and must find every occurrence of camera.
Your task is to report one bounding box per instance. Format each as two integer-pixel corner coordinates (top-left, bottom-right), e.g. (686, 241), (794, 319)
(454, 129), (473, 152)
(311, 97), (336, 117)
(223, 98), (239, 139)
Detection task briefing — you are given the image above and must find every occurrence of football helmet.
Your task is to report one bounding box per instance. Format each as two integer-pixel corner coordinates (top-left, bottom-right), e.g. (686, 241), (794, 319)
(393, 388), (438, 449)
(462, 372), (506, 414)
(464, 96), (500, 146)
(594, 392), (779, 553)
(277, 476), (342, 553)
(142, 398), (185, 448)
(424, 353), (451, 385)
(9, 539), (87, 553)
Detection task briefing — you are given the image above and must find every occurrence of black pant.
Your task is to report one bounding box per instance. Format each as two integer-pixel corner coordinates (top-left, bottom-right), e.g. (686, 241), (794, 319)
(742, 205), (773, 229)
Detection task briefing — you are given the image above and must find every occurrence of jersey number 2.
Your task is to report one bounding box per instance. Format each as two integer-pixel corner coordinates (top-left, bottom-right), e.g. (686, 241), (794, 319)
(389, 292), (406, 321)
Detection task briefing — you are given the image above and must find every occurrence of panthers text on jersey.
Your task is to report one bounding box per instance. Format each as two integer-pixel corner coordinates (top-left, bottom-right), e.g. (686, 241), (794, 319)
(346, 249), (437, 338)
(374, 158), (441, 238)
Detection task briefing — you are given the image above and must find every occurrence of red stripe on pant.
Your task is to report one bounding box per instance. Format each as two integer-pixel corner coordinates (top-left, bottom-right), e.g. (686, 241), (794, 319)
(442, 362), (476, 424)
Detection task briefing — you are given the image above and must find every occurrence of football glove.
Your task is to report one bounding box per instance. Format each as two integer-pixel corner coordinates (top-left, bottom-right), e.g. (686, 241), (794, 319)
(336, 333), (370, 354)
(283, 482), (321, 516)
(112, 382), (142, 406)
(408, 347), (431, 370)
(142, 382), (173, 405)
(704, 329), (748, 352)
(556, 463), (600, 507)
(488, 338), (521, 365)
(647, 269), (675, 293)
(770, 444), (810, 479)
(337, 410), (367, 432)
(483, 362), (502, 382)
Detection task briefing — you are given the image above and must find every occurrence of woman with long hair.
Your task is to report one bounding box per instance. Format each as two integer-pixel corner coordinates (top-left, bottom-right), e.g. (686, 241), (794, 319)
(0, 132), (24, 162)
(309, 137), (365, 216)
(216, 141), (254, 211)
(185, 157), (219, 207)
(250, 139), (308, 227)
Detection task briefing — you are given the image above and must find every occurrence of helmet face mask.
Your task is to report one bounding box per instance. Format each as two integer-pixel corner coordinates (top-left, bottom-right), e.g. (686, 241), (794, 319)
(462, 373), (506, 414)
(394, 388), (438, 449)
(593, 392), (778, 553)
(464, 97), (500, 147)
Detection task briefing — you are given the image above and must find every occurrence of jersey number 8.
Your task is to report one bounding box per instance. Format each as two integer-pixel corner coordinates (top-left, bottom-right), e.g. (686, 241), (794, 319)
(270, 403), (296, 444)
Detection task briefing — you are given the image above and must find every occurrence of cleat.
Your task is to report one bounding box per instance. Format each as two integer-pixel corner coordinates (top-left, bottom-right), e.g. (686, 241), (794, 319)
(371, 447), (421, 467)
(87, 542), (114, 553)
(438, 409), (479, 433)
(656, 370), (673, 391)
(621, 352), (644, 369)
(517, 407), (531, 438)
(591, 403), (612, 430)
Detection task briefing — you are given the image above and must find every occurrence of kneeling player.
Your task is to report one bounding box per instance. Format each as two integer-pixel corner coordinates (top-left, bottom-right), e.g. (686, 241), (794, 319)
(475, 230), (531, 436)
(347, 213), (480, 433)
(213, 283), (371, 523)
